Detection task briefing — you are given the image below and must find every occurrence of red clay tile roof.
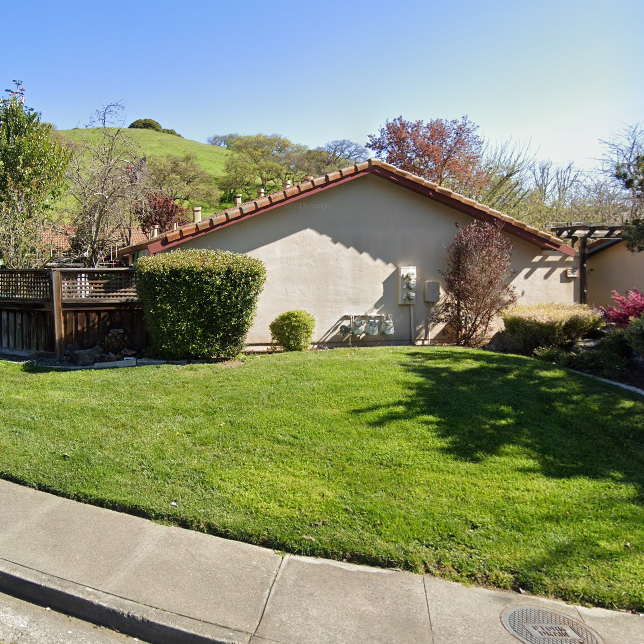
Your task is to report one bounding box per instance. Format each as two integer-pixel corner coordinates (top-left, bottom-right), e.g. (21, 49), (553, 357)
(117, 159), (575, 257)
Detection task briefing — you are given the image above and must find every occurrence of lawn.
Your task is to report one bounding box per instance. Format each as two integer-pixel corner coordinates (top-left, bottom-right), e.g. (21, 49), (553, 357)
(0, 347), (642, 610)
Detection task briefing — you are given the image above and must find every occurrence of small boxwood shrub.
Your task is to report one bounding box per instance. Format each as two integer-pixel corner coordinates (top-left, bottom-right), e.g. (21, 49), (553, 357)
(136, 249), (266, 359)
(502, 304), (603, 355)
(270, 310), (315, 351)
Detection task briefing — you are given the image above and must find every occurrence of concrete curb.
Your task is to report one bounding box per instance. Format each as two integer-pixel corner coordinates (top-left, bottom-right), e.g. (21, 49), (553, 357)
(0, 558), (250, 644)
(569, 368), (644, 397)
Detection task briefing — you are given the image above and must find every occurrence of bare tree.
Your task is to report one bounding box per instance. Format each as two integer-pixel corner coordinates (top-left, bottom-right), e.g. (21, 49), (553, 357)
(477, 140), (535, 213)
(65, 103), (149, 266)
(600, 123), (644, 221)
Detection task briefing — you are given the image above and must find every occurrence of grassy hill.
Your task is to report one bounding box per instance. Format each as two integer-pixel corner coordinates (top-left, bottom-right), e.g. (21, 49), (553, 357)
(54, 128), (232, 220)
(59, 127), (231, 179)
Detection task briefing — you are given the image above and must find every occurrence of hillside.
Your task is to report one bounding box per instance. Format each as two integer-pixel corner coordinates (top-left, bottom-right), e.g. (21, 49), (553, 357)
(53, 128), (232, 220)
(59, 127), (230, 179)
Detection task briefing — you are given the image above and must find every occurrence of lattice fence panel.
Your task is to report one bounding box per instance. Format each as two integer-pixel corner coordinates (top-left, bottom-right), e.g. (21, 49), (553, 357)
(61, 271), (139, 301)
(0, 271), (52, 300)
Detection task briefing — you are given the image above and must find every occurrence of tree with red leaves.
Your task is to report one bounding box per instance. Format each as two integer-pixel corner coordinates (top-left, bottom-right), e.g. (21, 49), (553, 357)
(135, 192), (190, 236)
(367, 115), (489, 196)
(439, 221), (519, 346)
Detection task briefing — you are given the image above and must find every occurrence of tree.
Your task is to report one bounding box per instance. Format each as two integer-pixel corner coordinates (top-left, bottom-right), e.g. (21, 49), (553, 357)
(129, 118), (162, 132)
(439, 221), (519, 347)
(600, 123), (644, 221)
(147, 153), (219, 206)
(207, 133), (240, 147)
(623, 219), (644, 252)
(0, 81), (71, 268)
(135, 191), (190, 236)
(219, 134), (307, 200)
(476, 140), (535, 213)
(366, 115), (489, 195)
(297, 139), (370, 177)
(65, 103), (149, 266)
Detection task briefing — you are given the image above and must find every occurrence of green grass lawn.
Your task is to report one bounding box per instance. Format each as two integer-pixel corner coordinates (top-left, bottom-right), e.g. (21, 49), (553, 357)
(1, 347), (643, 610)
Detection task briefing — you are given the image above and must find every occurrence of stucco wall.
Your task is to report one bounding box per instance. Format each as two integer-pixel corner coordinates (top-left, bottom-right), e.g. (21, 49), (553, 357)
(588, 242), (644, 307)
(173, 174), (578, 344)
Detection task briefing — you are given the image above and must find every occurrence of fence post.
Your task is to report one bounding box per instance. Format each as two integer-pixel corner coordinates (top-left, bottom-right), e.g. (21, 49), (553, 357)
(51, 270), (64, 358)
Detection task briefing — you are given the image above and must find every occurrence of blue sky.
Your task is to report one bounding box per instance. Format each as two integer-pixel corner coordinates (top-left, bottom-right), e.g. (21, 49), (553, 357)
(4, 0), (642, 168)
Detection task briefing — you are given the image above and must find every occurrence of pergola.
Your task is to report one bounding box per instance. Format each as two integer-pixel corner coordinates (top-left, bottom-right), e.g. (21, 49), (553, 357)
(545, 223), (626, 304)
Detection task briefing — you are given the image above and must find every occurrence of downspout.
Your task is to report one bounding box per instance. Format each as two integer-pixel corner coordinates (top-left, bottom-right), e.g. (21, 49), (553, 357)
(579, 236), (588, 305)
(409, 304), (415, 346)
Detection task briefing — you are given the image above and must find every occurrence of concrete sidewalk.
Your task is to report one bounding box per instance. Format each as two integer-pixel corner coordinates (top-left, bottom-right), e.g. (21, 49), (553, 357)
(0, 480), (641, 644)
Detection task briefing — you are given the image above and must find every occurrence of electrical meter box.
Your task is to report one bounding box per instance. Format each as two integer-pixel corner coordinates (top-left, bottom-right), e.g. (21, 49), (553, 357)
(398, 266), (417, 305)
(424, 281), (441, 303)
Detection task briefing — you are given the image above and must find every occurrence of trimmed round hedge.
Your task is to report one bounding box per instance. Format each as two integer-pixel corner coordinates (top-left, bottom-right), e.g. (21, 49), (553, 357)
(270, 310), (316, 351)
(136, 249), (266, 359)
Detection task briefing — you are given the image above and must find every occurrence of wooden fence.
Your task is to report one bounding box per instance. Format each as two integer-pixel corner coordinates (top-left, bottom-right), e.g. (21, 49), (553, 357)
(0, 269), (146, 357)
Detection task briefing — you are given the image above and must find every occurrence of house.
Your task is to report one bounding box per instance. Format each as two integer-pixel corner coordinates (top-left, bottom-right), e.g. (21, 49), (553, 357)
(118, 159), (578, 346)
(588, 239), (644, 307)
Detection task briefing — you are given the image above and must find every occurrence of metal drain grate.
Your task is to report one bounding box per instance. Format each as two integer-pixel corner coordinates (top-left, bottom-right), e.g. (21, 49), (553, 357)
(501, 606), (604, 644)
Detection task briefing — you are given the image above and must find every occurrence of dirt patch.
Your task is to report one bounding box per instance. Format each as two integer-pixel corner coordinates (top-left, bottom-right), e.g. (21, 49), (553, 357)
(218, 360), (244, 369)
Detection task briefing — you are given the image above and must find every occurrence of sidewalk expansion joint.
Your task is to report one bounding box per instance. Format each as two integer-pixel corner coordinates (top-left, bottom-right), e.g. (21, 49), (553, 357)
(422, 576), (435, 644)
(253, 554), (286, 637)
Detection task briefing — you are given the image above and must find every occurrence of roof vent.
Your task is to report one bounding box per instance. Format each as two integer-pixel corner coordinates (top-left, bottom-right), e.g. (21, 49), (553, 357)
(257, 188), (265, 198)
(303, 175), (314, 182)
(193, 206), (202, 223)
(282, 179), (291, 190)
(234, 194), (242, 207)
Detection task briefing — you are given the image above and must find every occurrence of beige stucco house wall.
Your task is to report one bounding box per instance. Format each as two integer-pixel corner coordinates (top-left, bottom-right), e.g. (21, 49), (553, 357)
(141, 173), (578, 345)
(588, 241), (644, 307)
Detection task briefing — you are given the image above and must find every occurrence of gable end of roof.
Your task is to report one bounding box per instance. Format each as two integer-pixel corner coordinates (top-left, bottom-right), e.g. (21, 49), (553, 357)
(119, 159), (575, 258)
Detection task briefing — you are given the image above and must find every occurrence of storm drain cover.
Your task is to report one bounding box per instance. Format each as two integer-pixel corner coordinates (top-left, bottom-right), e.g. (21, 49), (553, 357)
(501, 606), (604, 644)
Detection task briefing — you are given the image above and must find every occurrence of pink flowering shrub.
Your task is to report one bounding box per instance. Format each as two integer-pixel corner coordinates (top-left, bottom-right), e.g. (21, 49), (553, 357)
(601, 289), (644, 328)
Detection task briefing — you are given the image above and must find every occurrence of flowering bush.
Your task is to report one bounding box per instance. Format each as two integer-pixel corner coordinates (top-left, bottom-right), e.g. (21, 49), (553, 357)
(601, 289), (644, 328)
(502, 304), (603, 355)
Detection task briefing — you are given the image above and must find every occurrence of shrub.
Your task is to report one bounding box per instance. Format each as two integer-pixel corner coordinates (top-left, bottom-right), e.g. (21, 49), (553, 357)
(136, 249), (266, 359)
(502, 304), (603, 355)
(533, 346), (569, 364)
(624, 315), (644, 356)
(162, 128), (183, 137)
(439, 221), (519, 347)
(270, 310), (316, 351)
(533, 344), (629, 381)
(600, 327), (632, 358)
(601, 289), (644, 328)
(128, 118), (162, 132)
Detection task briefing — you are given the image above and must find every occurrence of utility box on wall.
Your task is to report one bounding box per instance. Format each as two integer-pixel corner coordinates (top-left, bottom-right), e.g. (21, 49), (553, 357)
(398, 266), (417, 305)
(424, 281), (441, 303)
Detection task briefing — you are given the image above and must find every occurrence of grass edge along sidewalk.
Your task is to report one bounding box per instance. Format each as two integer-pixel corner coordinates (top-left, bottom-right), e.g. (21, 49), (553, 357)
(0, 346), (642, 611)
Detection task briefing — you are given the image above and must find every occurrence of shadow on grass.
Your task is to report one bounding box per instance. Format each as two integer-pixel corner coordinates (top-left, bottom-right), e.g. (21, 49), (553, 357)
(353, 348), (644, 491)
